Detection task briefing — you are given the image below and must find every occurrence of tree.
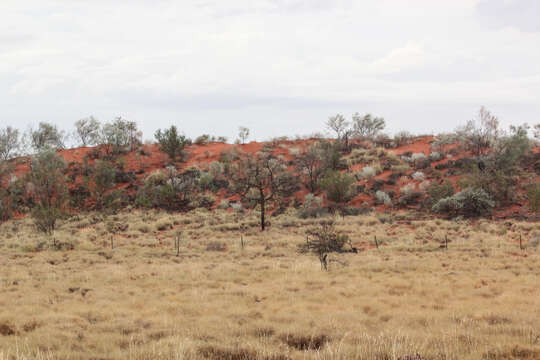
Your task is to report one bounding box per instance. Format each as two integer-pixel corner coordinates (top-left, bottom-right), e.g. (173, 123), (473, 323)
(100, 117), (139, 155)
(28, 150), (68, 235)
(74, 116), (101, 146)
(238, 126), (250, 144)
(456, 106), (500, 156)
(352, 113), (385, 139)
(230, 151), (298, 231)
(29, 122), (65, 151)
(154, 125), (190, 163)
(319, 170), (356, 213)
(326, 114), (349, 140)
(533, 124), (540, 140)
(0, 126), (20, 160)
(294, 144), (326, 193)
(491, 123), (531, 171)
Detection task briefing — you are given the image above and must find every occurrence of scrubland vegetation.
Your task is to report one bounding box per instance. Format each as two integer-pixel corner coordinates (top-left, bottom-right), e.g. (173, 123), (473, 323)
(0, 108), (539, 359)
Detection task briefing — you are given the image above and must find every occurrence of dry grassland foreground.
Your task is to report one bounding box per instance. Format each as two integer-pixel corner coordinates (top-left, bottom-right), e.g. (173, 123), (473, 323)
(0, 209), (539, 360)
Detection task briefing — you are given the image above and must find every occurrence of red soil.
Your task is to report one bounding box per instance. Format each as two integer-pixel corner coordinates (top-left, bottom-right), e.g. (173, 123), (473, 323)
(4, 136), (539, 220)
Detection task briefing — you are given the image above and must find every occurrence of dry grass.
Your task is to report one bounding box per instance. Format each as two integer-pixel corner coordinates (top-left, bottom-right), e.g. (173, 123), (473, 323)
(0, 210), (539, 359)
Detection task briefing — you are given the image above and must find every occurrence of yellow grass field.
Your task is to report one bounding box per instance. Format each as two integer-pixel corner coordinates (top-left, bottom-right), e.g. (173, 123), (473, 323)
(0, 209), (539, 360)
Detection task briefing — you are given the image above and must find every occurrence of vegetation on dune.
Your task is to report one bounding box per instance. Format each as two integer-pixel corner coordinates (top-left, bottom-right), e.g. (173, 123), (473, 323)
(0, 107), (538, 229)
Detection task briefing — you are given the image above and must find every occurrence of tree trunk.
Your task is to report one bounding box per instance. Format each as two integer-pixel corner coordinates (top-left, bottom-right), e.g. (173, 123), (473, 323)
(260, 196), (265, 231)
(259, 187), (266, 231)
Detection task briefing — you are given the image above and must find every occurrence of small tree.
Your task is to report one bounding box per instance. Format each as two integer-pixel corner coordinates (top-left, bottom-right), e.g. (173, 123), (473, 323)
(352, 113), (385, 140)
(319, 170), (356, 213)
(490, 123), (531, 171)
(0, 126), (20, 160)
(74, 116), (101, 146)
(154, 125), (190, 163)
(100, 117), (139, 156)
(92, 161), (116, 209)
(238, 126), (250, 144)
(299, 222), (350, 270)
(533, 124), (540, 140)
(230, 151), (298, 230)
(527, 182), (540, 213)
(326, 114), (349, 140)
(294, 144), (326, 193)
(29, 122), (65, 151)
(456, 106), (500, 156)
(28, 150), (68, 235)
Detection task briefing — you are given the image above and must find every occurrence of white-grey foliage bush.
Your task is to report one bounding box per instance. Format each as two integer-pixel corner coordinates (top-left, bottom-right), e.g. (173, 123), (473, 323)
(419, 180), (431, 191)
(359, 166), (377, 179)
(400, 183), (416, 195)
(432, 187), (494, 217)
(375, 190), (392, 205)
(217, 199), (230, 209)
(304, 193), (323, 209)
(230, 202), (243, 212)
(429, 151), (441, 161)
(411, 153), (426, 162)
(411, 171), (425, 180)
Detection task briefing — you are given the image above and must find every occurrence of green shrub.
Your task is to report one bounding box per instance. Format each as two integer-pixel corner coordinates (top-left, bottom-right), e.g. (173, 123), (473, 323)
(426, 180), (454, 206)
(319, 171), (356, 206)
(527, 182), (540, 213)
(154, 125), (190, 163)
(432, 187), (494, 217)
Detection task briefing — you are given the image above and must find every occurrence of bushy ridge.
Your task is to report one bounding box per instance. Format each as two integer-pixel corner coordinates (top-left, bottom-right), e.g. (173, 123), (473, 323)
(0, 108), (538, 231)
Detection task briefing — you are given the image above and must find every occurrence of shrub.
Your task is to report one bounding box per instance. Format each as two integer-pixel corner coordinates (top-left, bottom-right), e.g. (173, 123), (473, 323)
(429, 151), (442, 161)
(375, 190), (392, 205)
(391, 164), (410, 176)
(411, 171), (425, 180)
(144, 170), (167, 186)
(194, 134), (213, 145)
(154, 125), (190, 163)
(298, 193), (327, 218)
(217, 199), (230, 209)
(230, 202), (243, 212)
(527, 182), (540, 213)
(358, 166), (377, 179)
(190, 194), (216, 209)
(426, 180), (454, 205)
(393, 131), (413, 147)
(432, 187), (494, 217)
(319, 171), (356, 207)
(299, 222), (351, 270)
(419, 180), (431, 191)
(92, 161), (116, 209)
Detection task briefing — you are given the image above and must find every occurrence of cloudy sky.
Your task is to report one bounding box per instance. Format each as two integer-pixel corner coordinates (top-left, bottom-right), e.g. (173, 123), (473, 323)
(1, 0), (539, 142)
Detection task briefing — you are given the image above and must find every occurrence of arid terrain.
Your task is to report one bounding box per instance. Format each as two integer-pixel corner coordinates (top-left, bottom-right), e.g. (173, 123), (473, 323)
(1, 209), (539, 360)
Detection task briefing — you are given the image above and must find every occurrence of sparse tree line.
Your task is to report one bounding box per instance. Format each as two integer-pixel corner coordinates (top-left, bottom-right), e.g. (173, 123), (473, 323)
(0, 108), (539, 235)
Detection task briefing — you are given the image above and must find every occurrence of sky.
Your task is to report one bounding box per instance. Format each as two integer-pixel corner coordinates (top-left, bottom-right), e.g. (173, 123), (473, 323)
(1, 0), (539, 142)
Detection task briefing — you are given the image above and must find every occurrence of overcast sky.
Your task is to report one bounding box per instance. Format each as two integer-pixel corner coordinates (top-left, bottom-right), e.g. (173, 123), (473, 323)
(1, 0), (539, 142)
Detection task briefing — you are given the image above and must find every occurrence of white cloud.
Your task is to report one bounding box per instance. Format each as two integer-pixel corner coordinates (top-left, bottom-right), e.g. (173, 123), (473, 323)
(0, 0), (539, 140)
